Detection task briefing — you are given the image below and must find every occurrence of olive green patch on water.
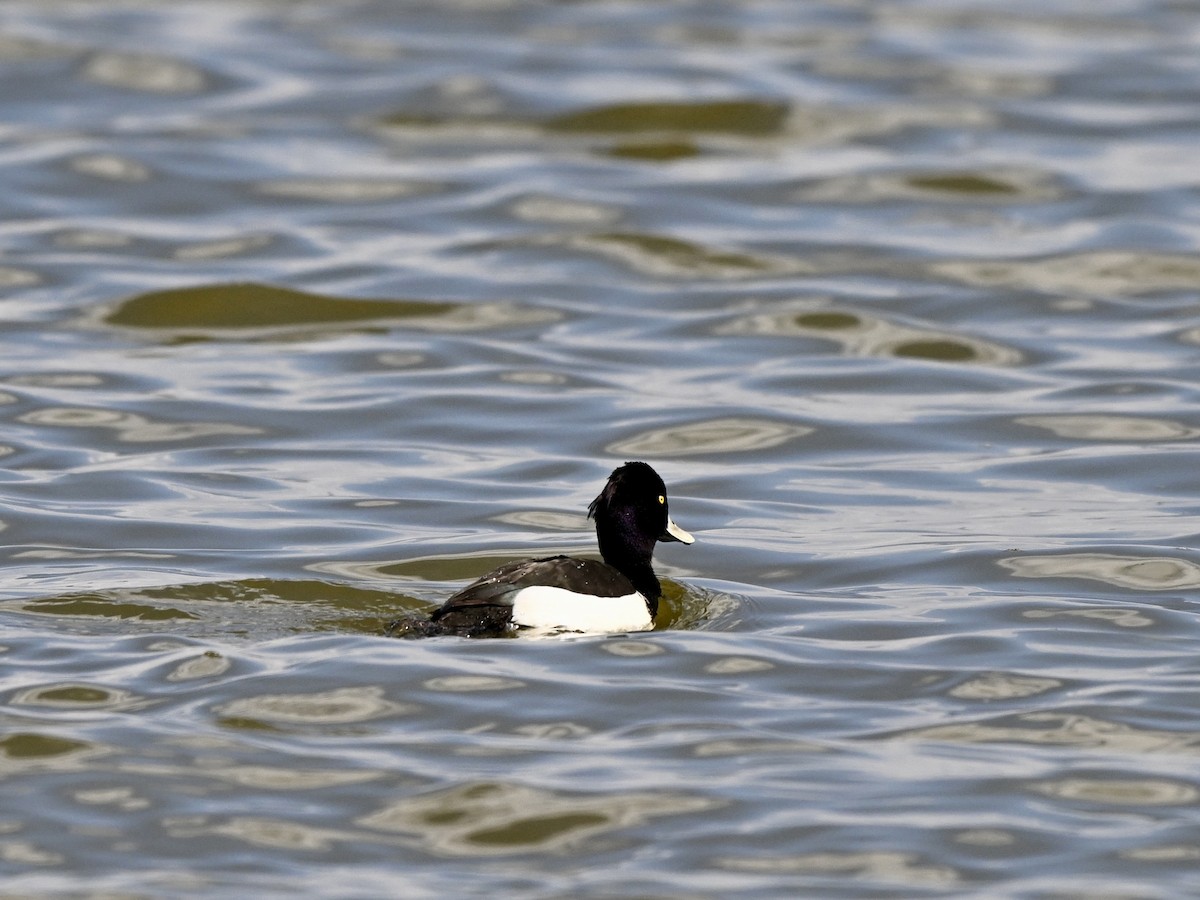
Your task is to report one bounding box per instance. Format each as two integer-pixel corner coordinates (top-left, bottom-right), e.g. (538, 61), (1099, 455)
(0, 733), (90, 759)
(607, 140), (700, 161)
(11, 683), (143, 712)
(379, 552), (569, 583)
(718, 305), (1021, 365)
(358, 781), (720, 856)
(17, 577), (433, 638)
(55, 578), (422, 636)
(906, 173), (1019, 195)
(140, 577), (408, 612)
(466, 812), (611, 847)
(28, 685), (111, 704)
(545, 100), (789, 135)
(22, 596), (199, 620)
(105, 282), (456, 330)
(654, 582), (741, 631)
(891, 339), (979, 362)
(793, 311), (861, 329)
(216, 717), (286, 733)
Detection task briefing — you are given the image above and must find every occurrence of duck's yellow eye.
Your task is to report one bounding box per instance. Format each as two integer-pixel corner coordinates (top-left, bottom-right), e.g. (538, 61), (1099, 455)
(658, 495), (665, 504)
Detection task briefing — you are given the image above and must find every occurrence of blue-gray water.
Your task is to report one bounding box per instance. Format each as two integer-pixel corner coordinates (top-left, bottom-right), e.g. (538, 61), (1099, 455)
(2, 1), (1200, 896)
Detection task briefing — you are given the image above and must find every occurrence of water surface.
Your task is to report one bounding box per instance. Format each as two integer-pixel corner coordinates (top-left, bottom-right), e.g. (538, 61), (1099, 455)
(2, 1), (1200, 896)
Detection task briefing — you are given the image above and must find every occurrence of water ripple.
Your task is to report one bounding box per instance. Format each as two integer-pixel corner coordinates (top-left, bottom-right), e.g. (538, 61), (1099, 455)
(358, 781), (721, 856)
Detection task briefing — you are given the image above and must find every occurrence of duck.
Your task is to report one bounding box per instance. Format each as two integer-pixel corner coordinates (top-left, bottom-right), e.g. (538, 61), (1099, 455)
(387, 461), (693, 637)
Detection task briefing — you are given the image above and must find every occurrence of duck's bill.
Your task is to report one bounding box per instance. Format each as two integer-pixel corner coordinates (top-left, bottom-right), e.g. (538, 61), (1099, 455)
(661, 517), (695, 545)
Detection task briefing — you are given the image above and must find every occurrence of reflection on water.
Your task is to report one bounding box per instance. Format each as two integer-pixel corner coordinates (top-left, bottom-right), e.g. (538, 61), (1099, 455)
(717, 303), (1023, 364)
(81, 50), (208, 93)
(948, 672), (1061, 701)
(1032, 778), (1198, 807)
(934, 251), (1200, 297)
(795, 167), (1065, 204)
(359, 781), (720, 856)
(891, 712), (1200, 754)
(19, 406), (261, 443)
(1016, 415), (1199, 441)
(1001, 553), (1200, 590)
(166, 651), (230, 682)
(217, 686), (409, 726)
(718, 851), (959, 889)
(608, 417), (810, 456)
(11, 682), (142, 711)
(70, 154), (154, 182)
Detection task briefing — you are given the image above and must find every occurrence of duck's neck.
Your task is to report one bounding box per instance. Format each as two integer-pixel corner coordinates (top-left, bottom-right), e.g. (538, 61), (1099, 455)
(597, 525), (661, 614)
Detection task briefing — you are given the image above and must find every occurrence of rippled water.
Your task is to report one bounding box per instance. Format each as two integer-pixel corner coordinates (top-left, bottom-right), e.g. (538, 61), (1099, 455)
(2, 0), (1200, 895)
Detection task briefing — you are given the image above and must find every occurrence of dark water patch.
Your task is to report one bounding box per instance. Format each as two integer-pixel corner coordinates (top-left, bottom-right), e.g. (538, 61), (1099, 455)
(104, 283), (456, 332)
(892, 339), (980, 363)
(907, 172), (1020, 195)
(376, 98), (790, 141)
(544, 100), (790, 136)
(99, 283), (562, 344)
(15, 580), (421, 637)
(607, 139), (700, 161)
(0, 732), (92, 760)
(10, 682), (144, 711)
(793, 311), (861, 329)
(795, 167), (1066, 204)
(22, 595), (199, 621)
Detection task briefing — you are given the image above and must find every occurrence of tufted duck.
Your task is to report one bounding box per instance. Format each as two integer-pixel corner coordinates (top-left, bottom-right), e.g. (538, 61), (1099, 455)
(387, 461), (693, 637)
